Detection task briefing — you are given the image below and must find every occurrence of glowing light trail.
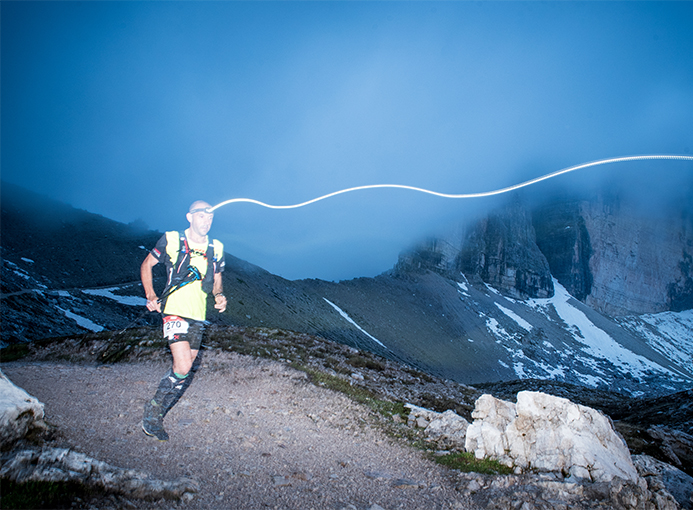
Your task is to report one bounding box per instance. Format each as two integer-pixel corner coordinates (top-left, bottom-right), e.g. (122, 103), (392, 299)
(210, 155), (693, 212)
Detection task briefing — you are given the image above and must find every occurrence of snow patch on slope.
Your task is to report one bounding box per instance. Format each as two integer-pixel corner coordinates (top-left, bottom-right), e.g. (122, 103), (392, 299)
(323, 298), (386, 348)
(457, 276), (470, 296)
(617, 309), (693, 375)
(495, 303), (533, 332)
(531, 280), (675, 381)
(57, 307), (104, 332)
(82, 288), (146, 307)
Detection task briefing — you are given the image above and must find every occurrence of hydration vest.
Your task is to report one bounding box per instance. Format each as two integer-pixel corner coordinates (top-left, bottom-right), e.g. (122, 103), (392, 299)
(164, 231), (222, 295)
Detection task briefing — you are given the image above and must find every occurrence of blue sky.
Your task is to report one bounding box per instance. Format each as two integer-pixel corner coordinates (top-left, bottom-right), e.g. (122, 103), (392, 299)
(3, 1), (692, 281)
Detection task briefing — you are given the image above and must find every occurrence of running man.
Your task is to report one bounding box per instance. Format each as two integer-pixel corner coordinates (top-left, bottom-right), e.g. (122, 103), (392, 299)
(140, 200), (227, 440)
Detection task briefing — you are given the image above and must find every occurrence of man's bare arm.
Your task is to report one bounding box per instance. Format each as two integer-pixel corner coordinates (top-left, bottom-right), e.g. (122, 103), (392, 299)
(141, 253), (161, 312)
(213, 272), (227, 313)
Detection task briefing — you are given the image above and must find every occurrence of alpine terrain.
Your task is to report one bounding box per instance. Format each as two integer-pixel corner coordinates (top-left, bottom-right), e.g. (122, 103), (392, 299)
(2, 181), (692, 398)
(2, 179), (693, 509)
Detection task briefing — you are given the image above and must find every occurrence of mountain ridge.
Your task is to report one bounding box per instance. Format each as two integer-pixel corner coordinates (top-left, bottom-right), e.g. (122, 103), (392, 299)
(398, 188), (693, 315)
(2, 181), (692, 398)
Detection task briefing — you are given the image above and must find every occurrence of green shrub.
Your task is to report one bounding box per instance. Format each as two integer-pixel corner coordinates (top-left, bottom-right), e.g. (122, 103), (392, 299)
(434, 452), (513, 475)
(0, 344), (30, 363)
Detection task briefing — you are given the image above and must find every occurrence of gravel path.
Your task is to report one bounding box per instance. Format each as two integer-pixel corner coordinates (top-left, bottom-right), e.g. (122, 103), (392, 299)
(3, 351), (475, 510)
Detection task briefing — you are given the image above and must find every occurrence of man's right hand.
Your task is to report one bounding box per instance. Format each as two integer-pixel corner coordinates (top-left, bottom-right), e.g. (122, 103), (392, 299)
(141, 253), (162, 313)
(146, 296), (161, 313)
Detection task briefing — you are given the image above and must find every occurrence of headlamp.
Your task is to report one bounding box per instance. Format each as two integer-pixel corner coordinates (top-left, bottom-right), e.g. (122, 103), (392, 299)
(190, 207), (214, 215)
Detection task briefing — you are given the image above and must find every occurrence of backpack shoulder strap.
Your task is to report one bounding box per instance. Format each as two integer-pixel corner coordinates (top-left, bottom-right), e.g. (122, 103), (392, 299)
(211, 239), (224, 261)
(164, 231), (182, 264)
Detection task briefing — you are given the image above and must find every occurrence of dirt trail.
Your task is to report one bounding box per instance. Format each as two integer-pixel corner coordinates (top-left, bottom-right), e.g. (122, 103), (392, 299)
(3, 351), (474, 510)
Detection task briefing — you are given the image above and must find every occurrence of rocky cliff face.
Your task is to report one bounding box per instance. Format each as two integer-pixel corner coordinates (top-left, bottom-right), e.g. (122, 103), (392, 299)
(396, 199), (554, 299)
(533, 192), (693, 316)
(532, 198), (593, 302)
(582, 199), (692, 315)
(399, 192), (693, 315)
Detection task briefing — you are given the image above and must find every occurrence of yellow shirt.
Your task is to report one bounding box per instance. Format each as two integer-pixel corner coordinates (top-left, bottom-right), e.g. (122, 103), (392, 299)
(161, 233), (223, 321)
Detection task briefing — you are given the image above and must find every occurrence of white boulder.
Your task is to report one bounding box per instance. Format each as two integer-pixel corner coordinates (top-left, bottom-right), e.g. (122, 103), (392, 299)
(463, 393), (517, 460)
(425, 410), (470, 446)
(0, 368), (46, 449)
(405, 404), (470, 448)
(405, 403), (440, 429)
(465, 391), (639, 483)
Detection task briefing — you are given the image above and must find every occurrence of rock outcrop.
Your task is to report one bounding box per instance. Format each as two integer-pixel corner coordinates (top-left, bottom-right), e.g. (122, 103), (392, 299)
(0, 447), (199, 501)
(456, 468), (681, 510)
(646, 425), (693, 473)
(633, 454), (693, 510)
(465, 391), (638, 483)
(408, 391), (690, 509)
(405, 404), (470, 448)
(0, 368), (46, 449)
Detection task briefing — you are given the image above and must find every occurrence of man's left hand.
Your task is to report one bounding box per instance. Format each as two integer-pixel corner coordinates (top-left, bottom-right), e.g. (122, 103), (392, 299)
(214, 293), (227, 313)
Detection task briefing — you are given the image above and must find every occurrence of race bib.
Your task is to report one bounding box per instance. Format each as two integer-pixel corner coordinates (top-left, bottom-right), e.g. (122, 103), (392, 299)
(163, 315), (189, 340)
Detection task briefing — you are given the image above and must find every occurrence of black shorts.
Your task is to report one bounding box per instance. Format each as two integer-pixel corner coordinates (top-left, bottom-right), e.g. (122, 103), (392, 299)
(162, 315), (205, 350)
